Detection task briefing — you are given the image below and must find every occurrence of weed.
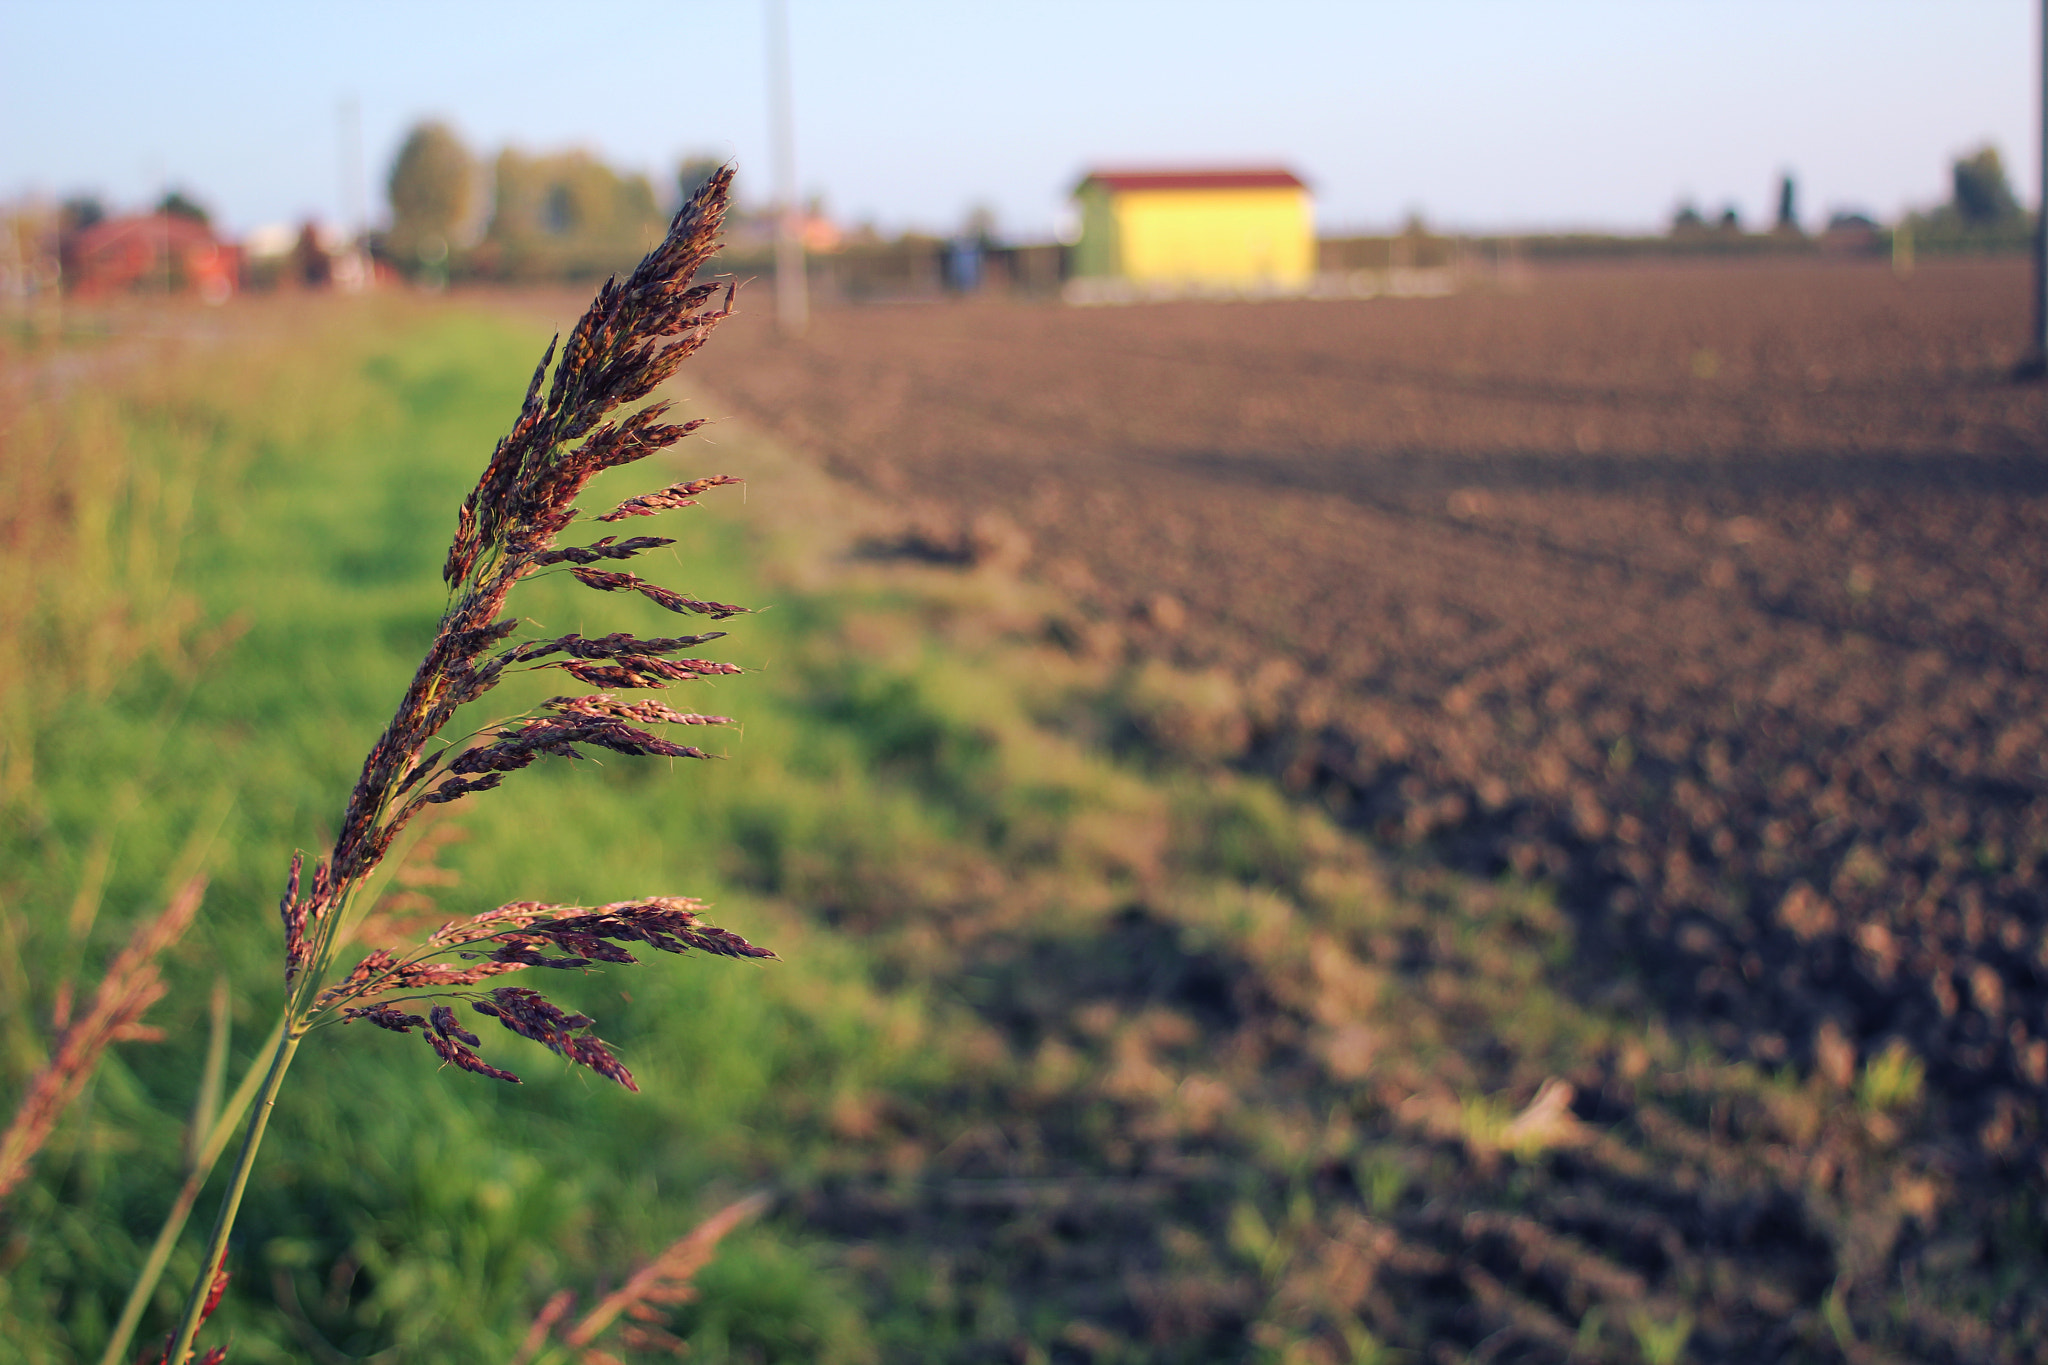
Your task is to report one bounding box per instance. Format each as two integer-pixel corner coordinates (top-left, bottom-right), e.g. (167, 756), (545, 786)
(1627, 1307), (1693, 1365)
(0, 878), (207, 1201)
(1857, 1038), (1926, 1114)
(1353, 1150), (1407, 1216)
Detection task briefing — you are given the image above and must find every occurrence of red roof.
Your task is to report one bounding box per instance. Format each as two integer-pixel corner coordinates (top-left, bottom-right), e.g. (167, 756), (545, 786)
(1078, 168), (1307, 193)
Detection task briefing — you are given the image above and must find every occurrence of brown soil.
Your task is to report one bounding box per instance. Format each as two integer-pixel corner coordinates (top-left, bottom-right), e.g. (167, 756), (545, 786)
(687, 259), (2048, 1361)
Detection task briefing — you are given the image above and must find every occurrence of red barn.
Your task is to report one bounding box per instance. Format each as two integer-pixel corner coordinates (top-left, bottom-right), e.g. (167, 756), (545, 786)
(66, 213), (239, 302)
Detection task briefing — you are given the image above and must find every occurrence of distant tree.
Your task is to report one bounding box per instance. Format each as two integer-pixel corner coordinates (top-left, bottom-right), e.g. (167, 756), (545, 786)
(1900, 142), (2033, 254)
(962, 203), (998, 245)
(1669, 202), (1705, 234)
(157, 189), (210, 226)
(1716, 205), (1741, 233)
(60, 196), (105, 234)
(543, 183), (577, 236)
(292, 222), (333, 289)
(479, 148), (666, 281)
(1776, 174), (1798, 232)
(387, 121), (476, 268)
(1952, 145), (2020, 226)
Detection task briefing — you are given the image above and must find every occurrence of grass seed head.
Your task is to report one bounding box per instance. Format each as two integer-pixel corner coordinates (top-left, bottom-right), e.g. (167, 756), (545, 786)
(425, 1031), (521, 1084)
(514, 630), (728, 662)
(470, 986), (639, 1091)
(558, 1191), (771, 1348)
(276, 164), (770, 1115)
(545, 694), (734, 727)
(279, 850), (307, 981)
(0, 878), (204, 1205)
(428, 1004), (480, 1047)
(597, 473), (744, 523)
(566, 567), (751, 620)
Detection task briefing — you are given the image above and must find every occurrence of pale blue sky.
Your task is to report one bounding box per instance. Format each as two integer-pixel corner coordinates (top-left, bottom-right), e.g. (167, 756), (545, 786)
(0, 1), (2033, 238)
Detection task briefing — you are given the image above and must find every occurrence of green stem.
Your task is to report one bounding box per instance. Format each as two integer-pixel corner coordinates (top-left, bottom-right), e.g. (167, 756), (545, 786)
(164, 1023), (304, 1364)
(98, 1016), (287, 1365)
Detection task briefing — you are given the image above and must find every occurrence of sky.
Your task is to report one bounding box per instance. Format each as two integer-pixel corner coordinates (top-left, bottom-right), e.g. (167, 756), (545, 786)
(0, 1), (2034, 240)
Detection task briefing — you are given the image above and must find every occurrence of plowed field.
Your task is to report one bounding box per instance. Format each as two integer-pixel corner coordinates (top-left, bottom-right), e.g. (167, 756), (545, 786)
(685, 260), (2048, 1359)
(694, 260), (2048, 1165)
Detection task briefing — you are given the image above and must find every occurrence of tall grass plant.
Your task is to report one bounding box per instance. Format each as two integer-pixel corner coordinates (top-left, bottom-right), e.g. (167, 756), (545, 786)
(1, 207), (917, 1363)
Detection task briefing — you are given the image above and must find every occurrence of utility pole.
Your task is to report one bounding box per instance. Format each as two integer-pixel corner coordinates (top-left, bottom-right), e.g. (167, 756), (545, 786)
(767, 0), (808, 336)
(339, 95), (369, 289)
(2024, 0), (2048, 378)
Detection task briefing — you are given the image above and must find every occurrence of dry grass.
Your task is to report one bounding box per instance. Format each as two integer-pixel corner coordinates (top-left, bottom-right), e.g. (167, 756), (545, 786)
(507, 1191), (773, 1365)
(0, 876), (205, 1204)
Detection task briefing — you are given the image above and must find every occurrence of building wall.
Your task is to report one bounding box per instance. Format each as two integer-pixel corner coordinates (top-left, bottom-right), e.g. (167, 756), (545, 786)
(66, 215), (238, 300)
(1109, 187), (1313, 286)
(1071, 182), (1122, 279)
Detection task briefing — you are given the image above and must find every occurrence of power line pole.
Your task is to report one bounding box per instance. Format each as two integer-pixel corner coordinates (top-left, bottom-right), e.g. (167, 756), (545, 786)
(767, 0), (808, 336)
(339, 95), (370, 291)
(2025, 0), (2048, 378)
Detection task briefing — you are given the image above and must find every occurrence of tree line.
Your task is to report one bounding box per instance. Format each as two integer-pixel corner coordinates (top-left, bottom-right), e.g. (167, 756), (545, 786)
(1667, 144), (2032, 251)
(384, 121), (732, 284)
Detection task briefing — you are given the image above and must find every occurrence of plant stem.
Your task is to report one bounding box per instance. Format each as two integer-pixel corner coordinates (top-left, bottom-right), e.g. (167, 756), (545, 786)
(163, 1022), (304, 1364)
(98, 1016), (286, 1365)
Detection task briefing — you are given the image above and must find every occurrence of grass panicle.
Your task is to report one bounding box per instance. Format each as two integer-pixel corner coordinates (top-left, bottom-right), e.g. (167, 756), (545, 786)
(285, 164), (746, 992)
(157, 165), (768, 1365)
(508, 1190), (771, 1365)
(0, 876), (205, 1204)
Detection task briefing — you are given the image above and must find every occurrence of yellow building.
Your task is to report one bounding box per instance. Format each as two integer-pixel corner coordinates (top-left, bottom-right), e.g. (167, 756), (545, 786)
(1071, 167), (1314, 290)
